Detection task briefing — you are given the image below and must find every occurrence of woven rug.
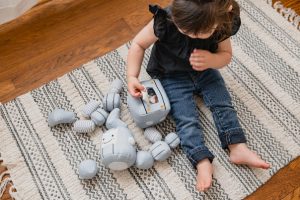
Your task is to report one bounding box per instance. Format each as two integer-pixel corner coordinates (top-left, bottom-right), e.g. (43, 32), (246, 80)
(1, 0), (299, 199)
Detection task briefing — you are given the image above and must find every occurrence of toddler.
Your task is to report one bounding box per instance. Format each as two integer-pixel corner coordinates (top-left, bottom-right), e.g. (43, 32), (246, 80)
(127, 0), (270, 192)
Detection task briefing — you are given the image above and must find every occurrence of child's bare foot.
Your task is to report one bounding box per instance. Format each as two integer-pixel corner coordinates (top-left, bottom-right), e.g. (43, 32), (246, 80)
(196, 158), (213, 192)
(229, 143), (270, 169)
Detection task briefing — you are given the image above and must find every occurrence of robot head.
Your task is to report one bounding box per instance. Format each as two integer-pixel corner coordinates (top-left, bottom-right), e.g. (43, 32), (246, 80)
(101, 129), (117, 145)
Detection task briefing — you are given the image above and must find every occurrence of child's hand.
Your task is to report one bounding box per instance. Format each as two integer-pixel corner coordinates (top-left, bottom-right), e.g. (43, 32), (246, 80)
(189, 49), (215, 71)
(127, 76), (145, 97)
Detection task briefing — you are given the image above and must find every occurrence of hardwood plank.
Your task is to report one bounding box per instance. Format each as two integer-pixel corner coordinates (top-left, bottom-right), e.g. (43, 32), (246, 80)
(272, 0), (300, 14)
(0, 19), (134, 102)
(0, 0), (153, 103)
(245, 157), (300, 200)
(282, 187), (300, 200)
(0, 80), (15, 97)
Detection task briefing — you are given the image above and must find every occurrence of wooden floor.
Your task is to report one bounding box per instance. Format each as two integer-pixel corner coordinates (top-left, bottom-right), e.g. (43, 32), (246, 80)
(278, 0), (300, 14)
(0, 0), (299, 199)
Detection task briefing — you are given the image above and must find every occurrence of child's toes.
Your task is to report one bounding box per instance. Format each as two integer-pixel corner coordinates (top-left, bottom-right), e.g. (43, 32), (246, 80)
(203, 181), (212, 191)
(196, 183), (203, 192)
(197, 180), (211, 192)
(261, 162), (270, 169)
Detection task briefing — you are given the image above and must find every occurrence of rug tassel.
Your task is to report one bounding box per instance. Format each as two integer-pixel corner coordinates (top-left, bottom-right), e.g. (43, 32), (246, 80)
(9, 185), (21, 200)
(0, 170), (20, 200)
(0, 171), (11, 197)
(273, 1), (300, 30)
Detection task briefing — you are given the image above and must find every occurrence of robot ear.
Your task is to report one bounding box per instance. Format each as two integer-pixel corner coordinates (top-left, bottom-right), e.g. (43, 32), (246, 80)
(128, 137), (136, 145)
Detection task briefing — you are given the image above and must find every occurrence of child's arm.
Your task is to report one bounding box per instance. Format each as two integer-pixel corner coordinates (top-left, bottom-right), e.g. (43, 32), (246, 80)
(127, 19), (158, 97)
(189, 38), (233, 71)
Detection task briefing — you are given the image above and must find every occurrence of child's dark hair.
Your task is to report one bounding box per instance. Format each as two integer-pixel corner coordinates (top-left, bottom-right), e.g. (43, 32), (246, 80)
(171, 0), (240, 39)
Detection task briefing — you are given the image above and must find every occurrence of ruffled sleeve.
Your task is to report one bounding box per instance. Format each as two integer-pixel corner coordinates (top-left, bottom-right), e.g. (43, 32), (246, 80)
(231, 15), (241, 36)
(214, 15), (241, 42)
(149, 5), (169, 41)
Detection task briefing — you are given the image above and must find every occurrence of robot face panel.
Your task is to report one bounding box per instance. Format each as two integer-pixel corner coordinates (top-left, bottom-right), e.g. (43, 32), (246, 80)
(146, 87), (158, 104)
(102, 129), (118, 145)
(147, 87), (156, 96)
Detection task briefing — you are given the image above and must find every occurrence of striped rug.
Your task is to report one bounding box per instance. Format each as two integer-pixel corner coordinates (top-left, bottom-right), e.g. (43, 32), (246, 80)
(0, 0), (299, 199)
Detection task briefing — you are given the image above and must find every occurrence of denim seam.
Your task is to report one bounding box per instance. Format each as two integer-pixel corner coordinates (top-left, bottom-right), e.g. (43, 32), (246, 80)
(224, 127), (244, 135)
(189, 146), (207, 154)
(190, 96), (201, 130)
(203, 92), (226, 133)
(188, 72), (198, 89)
(188, 155), (197, 165)
(227, 133), (231, 146)
(224, 129), (242, 137)
(223, 129), (246, 147)
(214, 107), (226, 133)
(188, 154), (197, 164)
(188, 148), (211, 164)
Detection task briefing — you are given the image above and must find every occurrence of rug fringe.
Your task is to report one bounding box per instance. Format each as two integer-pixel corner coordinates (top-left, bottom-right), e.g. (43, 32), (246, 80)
(266, 0), (300, 30)
(0, 107), (18, 200)
(0, 174), (11, 197)
(0, 169), (20, 200)
(9, 185), (22, 200)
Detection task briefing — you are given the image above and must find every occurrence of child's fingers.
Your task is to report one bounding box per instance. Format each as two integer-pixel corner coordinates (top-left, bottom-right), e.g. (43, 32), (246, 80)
(190, 57), (205, 63)
(135, 90), (143, 97)
(190, 54), (204, 61)
(129, 84), (144, 97)
(190, 59), (205, 67)
(128, 77), (144, 97)
(128, 88), (135, 96)
(192, 64), (206, 71)
(129, 88), (141, 97)
(135, 83), (145, 91)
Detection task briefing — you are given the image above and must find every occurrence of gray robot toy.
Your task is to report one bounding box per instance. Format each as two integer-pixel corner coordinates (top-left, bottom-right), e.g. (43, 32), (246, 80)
(100, 125), (180, 170)
(99, 79), (179, 171)
(48, 79), (179, 173)
(135, 127), (180, 169)
(100, 126), (137, 170)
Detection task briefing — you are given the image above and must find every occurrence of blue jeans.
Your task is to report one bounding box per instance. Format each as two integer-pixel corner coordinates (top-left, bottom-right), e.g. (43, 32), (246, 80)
(158, 69), (247, 168)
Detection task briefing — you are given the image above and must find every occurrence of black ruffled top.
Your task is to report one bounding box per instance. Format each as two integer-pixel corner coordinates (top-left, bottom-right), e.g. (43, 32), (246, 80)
(146, 5), (241, 78)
